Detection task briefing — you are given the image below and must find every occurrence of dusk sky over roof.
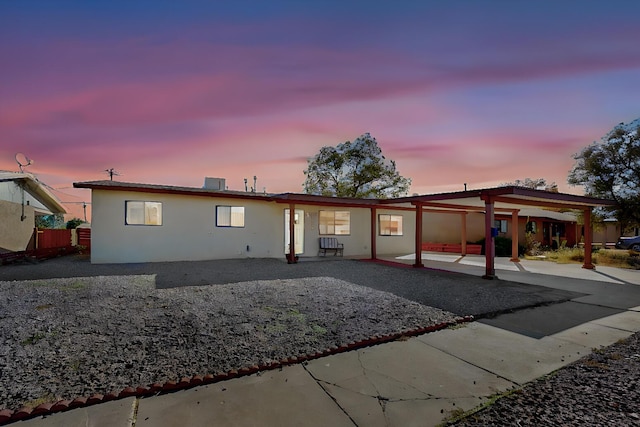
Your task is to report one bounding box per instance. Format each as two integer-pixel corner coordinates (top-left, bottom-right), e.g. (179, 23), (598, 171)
(1, 1), (639, 220)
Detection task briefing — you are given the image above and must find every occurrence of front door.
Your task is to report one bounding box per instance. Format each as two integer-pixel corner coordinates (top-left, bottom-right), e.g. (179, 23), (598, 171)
(284, 209), (304, 255)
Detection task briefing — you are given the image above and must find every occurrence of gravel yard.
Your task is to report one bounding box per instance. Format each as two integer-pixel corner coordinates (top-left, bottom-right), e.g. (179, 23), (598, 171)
(0, 274), (459, 412)
(2, 256), (639, 425)
(454, 331), (640, 426)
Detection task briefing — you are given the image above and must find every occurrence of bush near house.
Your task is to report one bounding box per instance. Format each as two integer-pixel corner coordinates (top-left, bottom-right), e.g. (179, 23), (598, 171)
(65, 218), (85, 229)
(475, 237), (526, 257)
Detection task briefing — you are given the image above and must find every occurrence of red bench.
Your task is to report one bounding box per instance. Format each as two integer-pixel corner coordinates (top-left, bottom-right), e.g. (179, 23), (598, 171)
(421, 242), (482, 255)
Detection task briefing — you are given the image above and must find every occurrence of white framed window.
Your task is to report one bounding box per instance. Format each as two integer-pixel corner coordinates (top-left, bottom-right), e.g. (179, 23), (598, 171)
(319, 210), (350, 235)
(494, 219), (508, 233)
(216, 206), (245, 227)
(125, 201), (162, 225)
(379, 214), (403, 236)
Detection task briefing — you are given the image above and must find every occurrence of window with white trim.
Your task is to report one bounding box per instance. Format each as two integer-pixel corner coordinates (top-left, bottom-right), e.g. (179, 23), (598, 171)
(319, 210), (350, 235)
(379, 214), (403, 236)
(216, 206), (245, 227)
(125, 201), (162, 225)
(494, 219), (508, 233)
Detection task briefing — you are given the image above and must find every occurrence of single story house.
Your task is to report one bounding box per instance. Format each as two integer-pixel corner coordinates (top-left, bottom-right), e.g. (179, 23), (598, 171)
(0, 171), (67, 252)
(74, 179), (616, 279)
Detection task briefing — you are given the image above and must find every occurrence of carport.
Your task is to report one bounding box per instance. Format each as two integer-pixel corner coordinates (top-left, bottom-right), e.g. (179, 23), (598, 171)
(383, 186), (617, 279)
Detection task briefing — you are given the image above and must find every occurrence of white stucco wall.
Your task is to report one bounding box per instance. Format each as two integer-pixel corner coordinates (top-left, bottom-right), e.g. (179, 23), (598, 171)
(90, 190), (417, 263)
(292, 206), (414, 257)
(374, 209), (416, 255)
(90, 190), (285, 263)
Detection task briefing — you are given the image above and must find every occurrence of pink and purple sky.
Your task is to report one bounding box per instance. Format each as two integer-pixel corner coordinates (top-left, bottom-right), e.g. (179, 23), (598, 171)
(1, 1), (639, 220)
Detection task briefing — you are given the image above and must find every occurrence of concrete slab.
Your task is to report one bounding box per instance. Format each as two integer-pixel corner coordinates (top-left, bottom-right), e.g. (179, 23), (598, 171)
(457, 257), (519, 271)
(418, 323), (586, 385)
(591, 307), (640, 332)
(18, 397), (136, 427)
(385, 397), (484, 427)
(359, 340), (514, 398)
(319, 383), (386, 427)
(302, 350), (372, 390)
(590, 265), (640, 286)
(396, 253), (461, 263)
(573, 290), (640, 310)
(307, 339), (515, 401)
(307, 338), (514, 427)
(478, 301), (623, 338)
(551, 320), (635, 349)
(135, 365), (353, 427)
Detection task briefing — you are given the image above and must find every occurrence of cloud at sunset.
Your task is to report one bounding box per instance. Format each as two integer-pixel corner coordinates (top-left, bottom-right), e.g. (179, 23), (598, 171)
(1, 1), (639, 220)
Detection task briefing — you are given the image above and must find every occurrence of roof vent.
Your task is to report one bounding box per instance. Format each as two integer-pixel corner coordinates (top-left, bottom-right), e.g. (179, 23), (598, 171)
(204, 177), (226, 190)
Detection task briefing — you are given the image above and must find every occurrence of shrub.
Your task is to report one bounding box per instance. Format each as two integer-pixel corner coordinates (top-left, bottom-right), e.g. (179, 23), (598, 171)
(525, 231), (542, 256)
(66, 218), (85, 229)
(475, 237), (523, 257)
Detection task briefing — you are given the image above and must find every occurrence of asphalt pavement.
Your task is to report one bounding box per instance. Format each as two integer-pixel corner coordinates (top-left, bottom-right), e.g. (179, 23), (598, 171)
(1, 254), (583, 318)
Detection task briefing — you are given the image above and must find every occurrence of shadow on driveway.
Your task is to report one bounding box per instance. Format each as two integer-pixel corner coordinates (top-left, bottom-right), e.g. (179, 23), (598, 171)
(0, 254), (584, 318)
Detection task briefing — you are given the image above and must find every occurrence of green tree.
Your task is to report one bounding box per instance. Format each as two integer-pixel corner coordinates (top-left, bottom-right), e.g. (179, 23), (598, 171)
(303, 133), (411, 198)
(568, 119), (640, 230)
(500, 178), (558, 191)
(35, 213), (65, 229)
(66, 218), (85, 229)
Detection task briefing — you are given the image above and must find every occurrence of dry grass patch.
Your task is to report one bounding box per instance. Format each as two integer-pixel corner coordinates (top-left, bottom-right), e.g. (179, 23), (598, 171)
(526, 248), (639, 269)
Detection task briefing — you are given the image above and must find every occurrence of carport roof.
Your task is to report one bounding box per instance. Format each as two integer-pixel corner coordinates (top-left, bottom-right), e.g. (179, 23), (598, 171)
(385, 186), (616, 211)
(74, 181), (616, 212)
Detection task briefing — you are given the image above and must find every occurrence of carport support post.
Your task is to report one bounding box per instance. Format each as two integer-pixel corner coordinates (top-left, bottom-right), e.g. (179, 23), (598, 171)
(413, 202), (423, 268)
(460, 212), (467, 255)
(582, 208), (595, 270)
(370, 207), (377, 260)
(510, 209), (520, 262)
(288, 203), (297, 264)
(482, 196), (496, 279)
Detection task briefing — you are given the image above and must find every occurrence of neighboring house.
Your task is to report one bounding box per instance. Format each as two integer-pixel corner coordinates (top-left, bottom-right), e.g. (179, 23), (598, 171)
(0, 171), (67, 252)
(495, 208), (579, 249)
(591, 218), (640, 248)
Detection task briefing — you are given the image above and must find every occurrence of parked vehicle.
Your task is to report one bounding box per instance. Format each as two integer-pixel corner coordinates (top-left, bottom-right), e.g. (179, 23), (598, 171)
(615, 236), (640, 251)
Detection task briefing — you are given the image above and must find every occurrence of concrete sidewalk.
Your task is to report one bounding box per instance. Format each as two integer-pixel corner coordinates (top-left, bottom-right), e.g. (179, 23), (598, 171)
(13, 258), (640, 426)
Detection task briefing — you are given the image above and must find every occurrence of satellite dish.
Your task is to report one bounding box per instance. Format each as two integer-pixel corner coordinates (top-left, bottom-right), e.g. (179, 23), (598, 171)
(15, 153), (33, 172)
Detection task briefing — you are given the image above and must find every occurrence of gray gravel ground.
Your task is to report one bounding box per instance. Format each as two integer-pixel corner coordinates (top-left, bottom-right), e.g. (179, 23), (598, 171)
(0, 274), (458, 412)
(453, 332), (640, 426)
(1, 255), (639, 425)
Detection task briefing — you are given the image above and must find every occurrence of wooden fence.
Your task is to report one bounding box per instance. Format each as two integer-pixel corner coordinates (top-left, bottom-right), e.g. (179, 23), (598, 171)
(37, 229), (73, 249)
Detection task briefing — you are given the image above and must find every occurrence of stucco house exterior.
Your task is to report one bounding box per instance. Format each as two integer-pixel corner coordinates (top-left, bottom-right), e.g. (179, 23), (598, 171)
(73, 179), (417, 264)
(0, 171), (67, 252)
(74, 179), (616, 278)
